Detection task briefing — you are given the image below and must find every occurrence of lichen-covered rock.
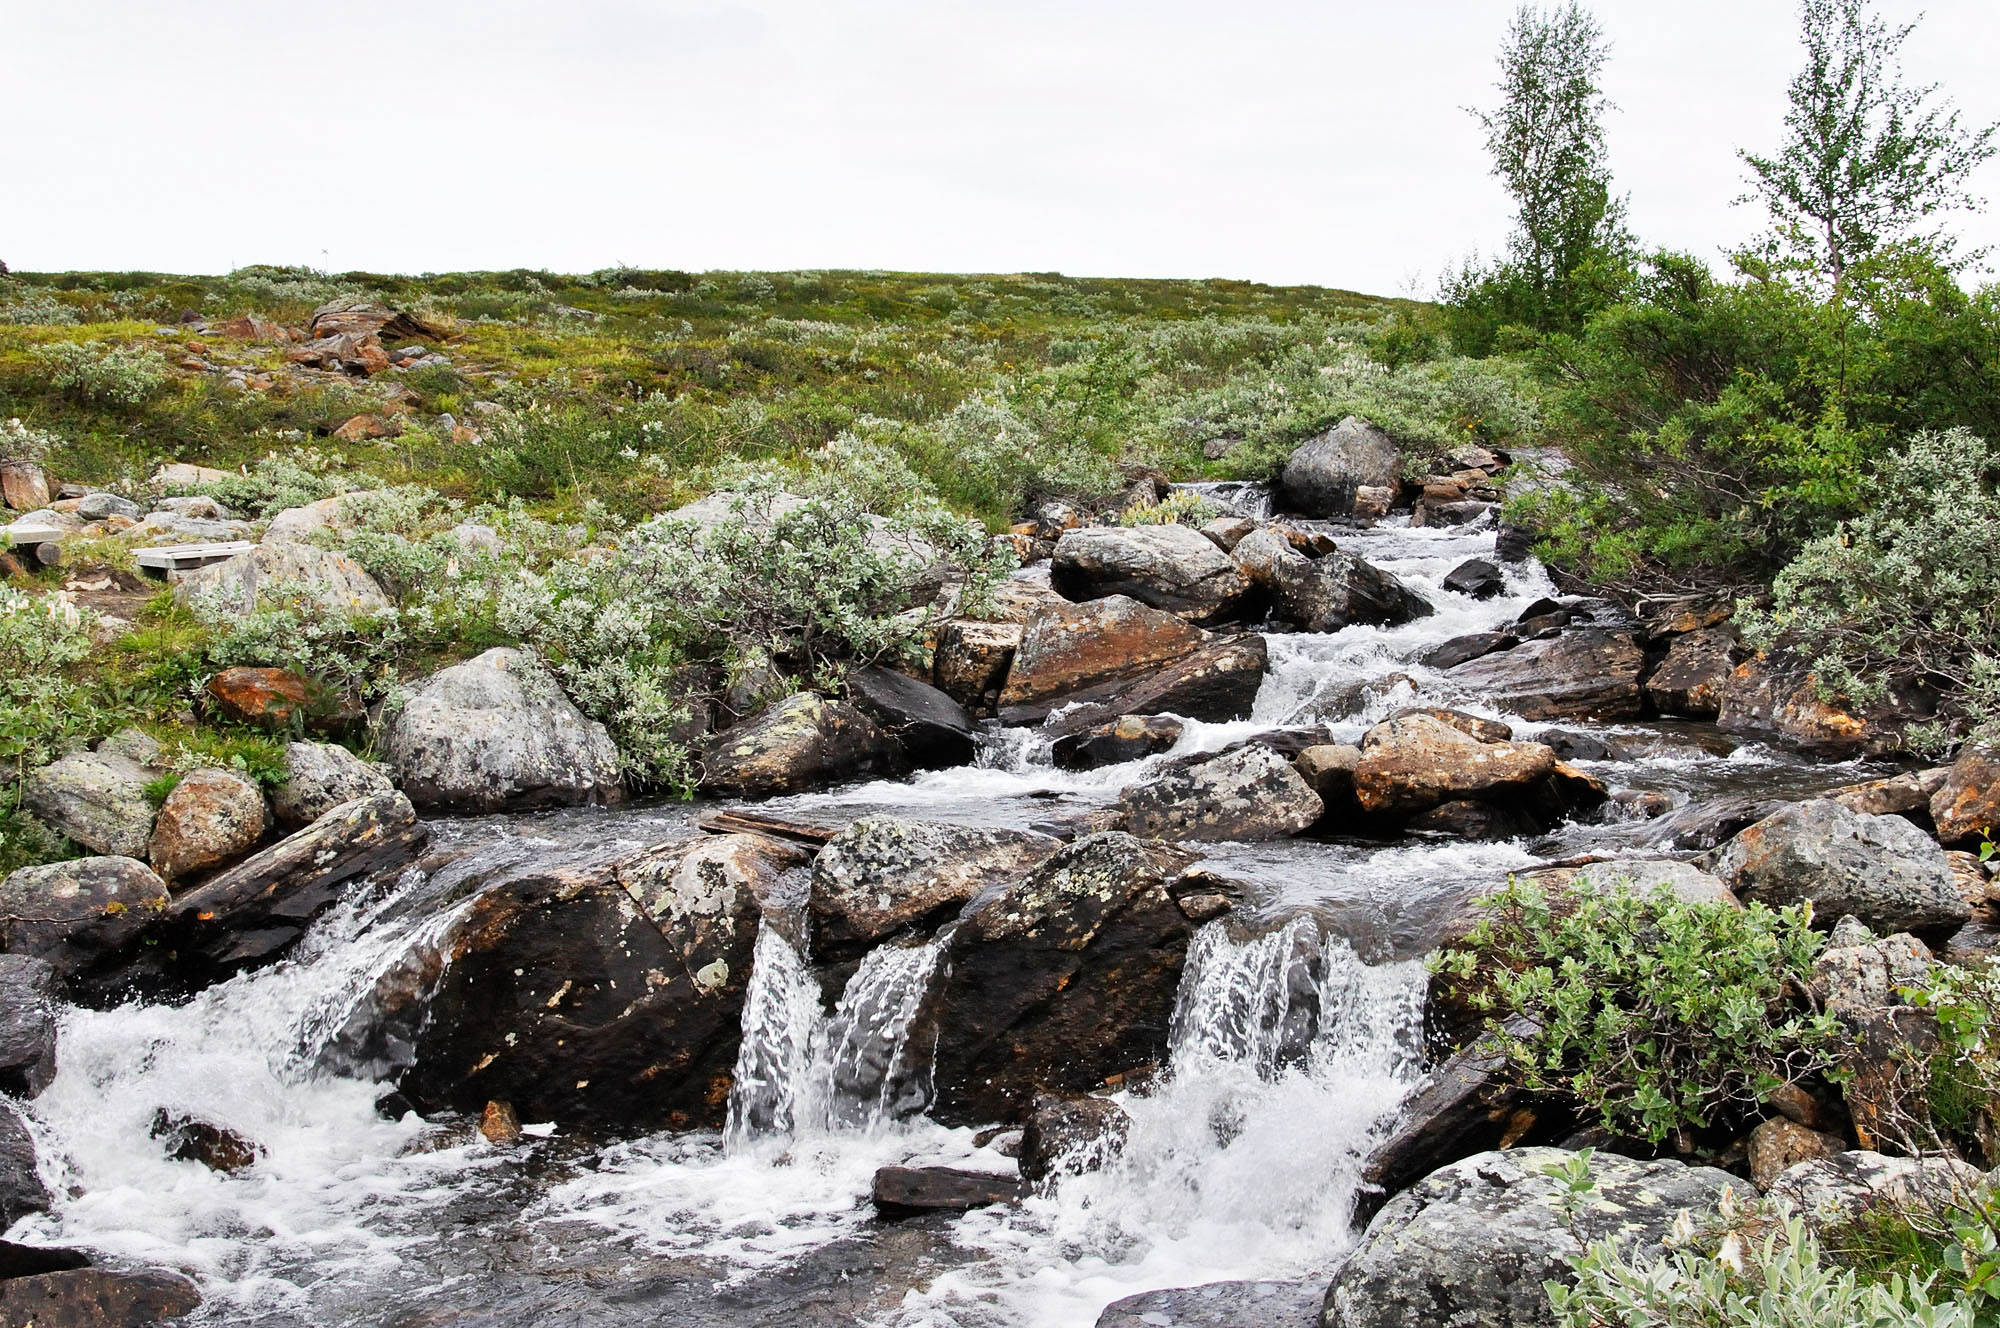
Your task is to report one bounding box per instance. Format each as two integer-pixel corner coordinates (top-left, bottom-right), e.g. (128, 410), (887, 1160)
(1709, 800), (1969, 936)
(700, 692), (903, 798)
(927, 833), (1202, 1123)
(1352, 713), (1557, 818)
(269, 741), (393, 827)
(1279, 416), (1401, 518)
(1644, 626), (1741, 718)
(147, 767), (268, 882)
(1715, 655), (1917, 756)
(997, 595), (1208, 723)
(1118, 744), (1323, 842)
(1100, 1281), (1322, 1328)
(1052, 524), (1253, 625)
(1932, 725), (2000, 846)
(0, 856), (169, 993)
(809, 817), (1059, 958)
(1765, 1150), (1981, 1223)
(1811, 928), (1933, 1014)
(172, 540), (389, 617)
(382, 647), (622, 812)
(1323, 1148), (1738, 1328)
(0, 954), (58, 1098)
(1232, 528), (1432, 633)
(933, 618), (1022, 710)
(1443, 629), (1647, 721)
(21, 734), (160, 859)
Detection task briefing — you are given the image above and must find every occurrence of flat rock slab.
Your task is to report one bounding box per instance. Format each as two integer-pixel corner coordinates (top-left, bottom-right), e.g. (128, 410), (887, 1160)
(1097, 1280), (1322, 1328)
(870, 1165), (1023, 1216)
(0, 1268), (202, 1327)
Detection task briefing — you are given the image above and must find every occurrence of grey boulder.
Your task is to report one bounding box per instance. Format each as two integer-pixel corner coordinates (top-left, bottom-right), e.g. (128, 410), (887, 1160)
(1052, 524), (1254, 625)
(173, 540), (389, 616)
(1118, 743), (1324, 842)
(0, 955), (59, 1098)
(1279, 416), (1402, 518)
(1708, 800), (1970, 936)
(0, 856), (169, 992)
(20, 732), (161, 859)
(809, 817), (1059, 958)
(270, 741), (394, 827)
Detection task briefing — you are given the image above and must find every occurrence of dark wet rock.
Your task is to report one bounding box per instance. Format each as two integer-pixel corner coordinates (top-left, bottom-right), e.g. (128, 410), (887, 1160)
(0, 955), (58, 1098)
(1932, 725), (2000, 847)
(1232, 529), (1432, 633)
(0, 1241), (90, 1280)
(1352, 714), (1555, 818)
(1278, 416), (1401, 518)
(0, 1101), (49, 1229)
(1020, 1093), (1132, 1187)
(147, 767), (268, 883)
(1643, 626), (1742, 718)
(0, 856), (169, 994)
(1494, 524), (1537, 563)
(20, 734), (159, 859)
(403, 833), (807, 1132)
(1053, 715), (1185, 771)
(1051, 524), (1253, 625)
(167, 791), (428, 979)
(1536, 728), (1619, 762)
(996, 595), (1207, 724)
(1716, 655), (1925, 756)
(845, 665), (977, 770)
(1099, 1280), (1322, 1328)
(1405, 799), (1535, 840)
(383, 648), (623, 812)
(809, 817), (1059, 958)
(1442, 629), (1646, 721)
(149, 1109), (263, 1173)
(1635, 593), (1735, 640)
(1708, 800), (1969, 937)
(927, 833), (1200, 1124)
(1441, 558), (1503, 600)
(1117, 744), (1323, 842)
(1087, 634), (1270, 725)
(0, 1268), (202, 1327)
(269, 740), (394, 828)
(1423, 631), (1516, 671)
(1324, 1148), (1737, 1328)
(701, 693), (904, 797)
(870, 1165), (1022, 1216)
(1411, 498), (1492, 528)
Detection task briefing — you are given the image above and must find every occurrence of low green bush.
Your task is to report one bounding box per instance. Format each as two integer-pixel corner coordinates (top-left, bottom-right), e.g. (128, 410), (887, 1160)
(30, 340), (171, 406)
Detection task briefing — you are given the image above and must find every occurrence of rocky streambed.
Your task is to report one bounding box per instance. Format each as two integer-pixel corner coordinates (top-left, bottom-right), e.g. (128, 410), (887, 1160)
(1, 476), (1986, 1327)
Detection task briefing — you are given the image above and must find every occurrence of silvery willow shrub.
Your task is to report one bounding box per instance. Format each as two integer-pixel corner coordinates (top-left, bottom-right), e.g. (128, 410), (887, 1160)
(0, 418), (63, 463)
(1120, 490), (1220, 527)
(198, 449), (370, 516)
(0, 589), (100, 873)
(1433, 876), (1844, 1143)
(199, 594), (406, 706)
(1549, 1214), (1974, 1328)
(29, 340), (170, 406)
(0, 286), (79, 326)
(1743, 428), (2000, 752)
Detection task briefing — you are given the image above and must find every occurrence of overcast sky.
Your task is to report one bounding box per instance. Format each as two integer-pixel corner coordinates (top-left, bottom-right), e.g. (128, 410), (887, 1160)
(6, 0), (1998, 295)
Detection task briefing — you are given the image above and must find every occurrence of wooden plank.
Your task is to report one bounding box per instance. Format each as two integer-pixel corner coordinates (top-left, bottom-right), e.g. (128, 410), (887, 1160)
(2, 525), (73, 549)
(696, 808), (841, 847)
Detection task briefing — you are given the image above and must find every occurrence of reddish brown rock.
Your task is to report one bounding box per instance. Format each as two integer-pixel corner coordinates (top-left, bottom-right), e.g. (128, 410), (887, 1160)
(0, 461), (51, 512)
(1644, 626), (1742, 717)
(331, 413), (397, 443)
(1748, 1117), (1849, 1191)
(204, 667), (312, 730)
(1716, 656), (1917, 755)
(997, 595), (1207, 723)
(1353, 714), (1557, 817)
(932, 619), (1021, 709)
(1931, 727), (2000, 847)
(0, 1268), (202, 1327)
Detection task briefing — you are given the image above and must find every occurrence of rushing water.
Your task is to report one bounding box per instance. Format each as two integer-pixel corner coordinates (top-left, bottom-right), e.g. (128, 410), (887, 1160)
(5, 515), (1886, 1326)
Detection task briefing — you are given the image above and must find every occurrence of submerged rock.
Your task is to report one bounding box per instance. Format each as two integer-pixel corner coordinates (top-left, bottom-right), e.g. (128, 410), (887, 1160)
(809, 817), (1059, 958)
(149, 1109), (263, 1173)
(1099, 1281), (1322, 1328)
(1442, 630), (1646, 721)
(1052, 715), (1186, 770)
(1019, 1093), (1132, 1187)
(1117, 744), (1324, 842)
(1051, 524), (1253, 625)
(701, 692), (904, 797)
(1708, 799), (1969, 937)
(383, 648), (622, 812)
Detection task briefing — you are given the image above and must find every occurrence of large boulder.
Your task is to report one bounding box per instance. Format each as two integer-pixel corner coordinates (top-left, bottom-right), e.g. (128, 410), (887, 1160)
(1443, 630), (1646, 721)
(1353, 713), (1557, 818)
(926, 833), (1204, 1123)
(1232, 529), (1432, 633)
(261, 491), (376, 543)
(1086, 634), (1269, 725)
(269, 741), (393, 827)
(1051, 524), (1253, 625)
(166, 791), (428, 979)
(845, 665), (977, 769)
(1643, 626), (1741, 718)
(997, 595), (1208, 724)
(0, 1101), (50, 1229)
(0, 856), (168, 995)
(382, 648), (622, 812)
(700, 692), (903, 797)
(1324, 1148), (1738, 1328)
(20, 732), (160, 859)
(147, 767), (268, 882)
(402, 833), (806, 1131)
(1708, 800), (1970, 937)
(809, 817), (1059, 959)
(1117, 744), (1324, 842)
(0, 1268), (203, 1327)
(1932, 725), (2000, 847)
(0, 955), (58, 1098)
(172, 540), (390, 617)
(1278, 416), (1401, 518)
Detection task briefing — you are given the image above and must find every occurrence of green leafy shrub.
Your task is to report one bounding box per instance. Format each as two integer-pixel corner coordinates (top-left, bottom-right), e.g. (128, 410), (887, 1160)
(1432, 876), (1845, 1143)
(0, 588), (103, 874)
(198, 449), (368, 516)
(30, 340), (170, 406)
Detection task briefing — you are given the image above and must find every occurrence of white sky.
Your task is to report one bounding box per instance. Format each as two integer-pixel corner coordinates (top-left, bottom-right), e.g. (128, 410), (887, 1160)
(6, 0), (1998, 296)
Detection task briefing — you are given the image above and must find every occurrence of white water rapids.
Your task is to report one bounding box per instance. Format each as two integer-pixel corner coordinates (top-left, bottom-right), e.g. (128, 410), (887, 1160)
(2, 512), (1883, 1326)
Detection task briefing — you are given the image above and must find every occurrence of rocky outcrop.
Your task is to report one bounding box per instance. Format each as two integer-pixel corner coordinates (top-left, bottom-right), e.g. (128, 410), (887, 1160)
(269, 741), (393, 827)
(1117, 744), (1324, 842)
(147, 768), (267, 882)
(1442, 630), (1646, 721)
(1051, 524), (1253, 625)
(0, 955), (58, 1098)
(927, 833), (1203, 1124)
(809, 817), (1059, 958)
(402, 833), (806, 1131)
(166, 791), (427, 979)
(1324, 1148), (1737, 1328)
(1708, 800), (1970, 937)
(997, 595), (1208, 723)
(700, 693), (903, 797)
(1278, 416), (1401, 518)
(0, 856), (169, 994)
(0, 1268), (203, 1327)
(382, 648), (622, 811)
(1352, 713), (1556, 818)
(1715, 656), (1917, 755)
(1643, 626), (1741, 718)
(20, 732), (161, 859)
(1232, 529), (1432, 633)
(1931, 725), (2000, 846)
(845, 665), (977, 769)
(1053, 715), (1185, 770)
(172, 541), (390, 617)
